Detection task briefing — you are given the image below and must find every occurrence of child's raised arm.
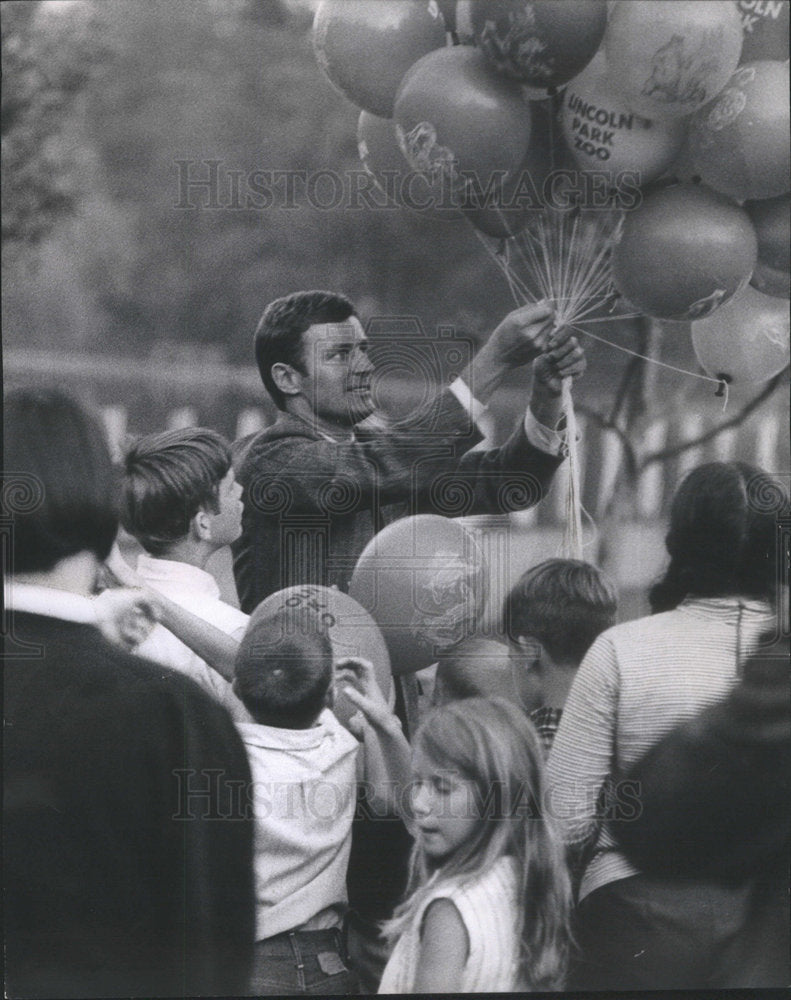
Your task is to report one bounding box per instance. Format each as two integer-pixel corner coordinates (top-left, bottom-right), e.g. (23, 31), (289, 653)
(335, 657), (411, 817)
(103, 543), (240, 681)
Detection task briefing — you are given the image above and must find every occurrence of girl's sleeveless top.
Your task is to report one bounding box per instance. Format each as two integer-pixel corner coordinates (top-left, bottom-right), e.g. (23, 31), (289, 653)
(377, 855), (524, 993)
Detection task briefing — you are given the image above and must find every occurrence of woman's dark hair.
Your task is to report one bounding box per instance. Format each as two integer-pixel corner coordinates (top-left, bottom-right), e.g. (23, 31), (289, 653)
(254, 290), (356, 409)
(4, 387), (119, 573)
(649, 462), (787, 613)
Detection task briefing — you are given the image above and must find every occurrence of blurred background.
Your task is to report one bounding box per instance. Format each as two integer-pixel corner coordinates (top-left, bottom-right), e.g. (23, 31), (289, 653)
(4, 0), (788, 621)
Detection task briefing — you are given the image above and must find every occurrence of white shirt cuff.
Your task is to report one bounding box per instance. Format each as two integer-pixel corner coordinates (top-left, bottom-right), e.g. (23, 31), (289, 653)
(524, 408), (566, 457)
(449, 376), (488, 427)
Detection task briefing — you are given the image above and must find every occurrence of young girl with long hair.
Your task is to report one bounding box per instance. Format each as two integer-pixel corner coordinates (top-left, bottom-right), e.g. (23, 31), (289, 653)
(378, 697), (572, 993)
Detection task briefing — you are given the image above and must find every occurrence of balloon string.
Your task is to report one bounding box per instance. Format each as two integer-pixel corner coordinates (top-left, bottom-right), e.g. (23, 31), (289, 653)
(565, 320), (730, 408)
(560, 375), (583, 560)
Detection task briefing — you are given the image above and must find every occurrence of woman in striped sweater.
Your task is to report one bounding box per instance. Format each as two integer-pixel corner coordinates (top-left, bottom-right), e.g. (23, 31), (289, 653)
(546, 461), (786, 991)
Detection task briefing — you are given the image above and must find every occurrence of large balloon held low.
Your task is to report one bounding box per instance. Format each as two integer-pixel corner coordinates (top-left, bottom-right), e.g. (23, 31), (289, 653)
(611, 183), (758, 320)
(394, 47), (532, 193)
(349, 515), (486, 673)
(746, 194), (791, 299)
(561, 53), (688, 185)
(471, 0), (607, 88)
(251, 585), (393, 728)
(691, 284), (790, 384)
(737, 0), (790, 62)
(313, 0), (446, 118)
(605, 1), (743, 120)
(689, 61), (790, 201)
(357, 110), (459, 221)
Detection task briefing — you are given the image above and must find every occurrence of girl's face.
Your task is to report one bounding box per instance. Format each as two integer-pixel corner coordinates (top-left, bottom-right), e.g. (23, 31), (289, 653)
(410, 745), (481, 862)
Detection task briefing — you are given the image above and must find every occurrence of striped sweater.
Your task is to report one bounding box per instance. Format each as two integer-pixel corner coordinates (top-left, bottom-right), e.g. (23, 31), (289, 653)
(546, 597), (776, 901)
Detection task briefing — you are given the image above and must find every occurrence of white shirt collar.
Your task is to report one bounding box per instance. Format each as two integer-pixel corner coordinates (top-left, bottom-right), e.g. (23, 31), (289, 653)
(5, 581), (99, 625)
(136, 553), (221, 599)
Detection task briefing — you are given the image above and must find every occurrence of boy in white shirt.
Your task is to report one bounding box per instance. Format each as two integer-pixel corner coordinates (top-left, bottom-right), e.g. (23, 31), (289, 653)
(121, 427), (249, 719)
(233, 605), (410, 996)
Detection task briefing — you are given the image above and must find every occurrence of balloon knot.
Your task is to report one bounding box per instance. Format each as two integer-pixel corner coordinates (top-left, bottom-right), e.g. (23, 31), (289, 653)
(714, 374), (732, 397)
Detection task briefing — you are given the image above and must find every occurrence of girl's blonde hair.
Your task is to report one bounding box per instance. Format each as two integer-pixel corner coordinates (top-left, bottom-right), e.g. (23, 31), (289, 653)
(383, 697), (572, 991)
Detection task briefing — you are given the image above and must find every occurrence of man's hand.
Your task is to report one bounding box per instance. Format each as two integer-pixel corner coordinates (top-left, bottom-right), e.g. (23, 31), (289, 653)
(529, 328), (587, 428)
(460, 301), (554, 403)
(533, 328), (587, 396)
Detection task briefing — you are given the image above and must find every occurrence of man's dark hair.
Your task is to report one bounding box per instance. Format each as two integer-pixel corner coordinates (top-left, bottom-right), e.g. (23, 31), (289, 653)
(253, 290), (356, 409)
(4, 388), (119, 573)
(121, 427), (231, 555)
(503, 558), (618, 665)
(233, 608), (333, 729)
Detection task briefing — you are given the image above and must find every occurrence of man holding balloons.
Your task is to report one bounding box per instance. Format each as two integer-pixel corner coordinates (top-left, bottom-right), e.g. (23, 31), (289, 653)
(232, 290), (585, 614)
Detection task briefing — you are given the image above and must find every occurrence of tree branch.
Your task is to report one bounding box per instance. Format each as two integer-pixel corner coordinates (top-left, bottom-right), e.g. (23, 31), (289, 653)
(639, 370), (787, 470)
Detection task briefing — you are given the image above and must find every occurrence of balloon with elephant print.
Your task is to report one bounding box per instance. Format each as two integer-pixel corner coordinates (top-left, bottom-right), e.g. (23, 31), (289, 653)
(689, 60), (790, 201)
(471, 0), (607, 88)
(357, 109), (461, 221)
(394, 46), (533, 196)
(604, 1), (744, 120)
(561, 52), (688, 185)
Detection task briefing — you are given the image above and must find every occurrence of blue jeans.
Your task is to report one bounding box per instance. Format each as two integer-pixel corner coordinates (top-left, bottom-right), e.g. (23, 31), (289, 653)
(248, 928), (359, 996)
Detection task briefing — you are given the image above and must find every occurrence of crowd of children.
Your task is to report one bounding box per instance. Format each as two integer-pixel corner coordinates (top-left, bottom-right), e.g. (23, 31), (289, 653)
(5, 386), (789, 996)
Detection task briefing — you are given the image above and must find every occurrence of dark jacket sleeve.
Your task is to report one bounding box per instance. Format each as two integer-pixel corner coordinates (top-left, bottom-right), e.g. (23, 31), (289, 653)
(617, 635), (790, 882)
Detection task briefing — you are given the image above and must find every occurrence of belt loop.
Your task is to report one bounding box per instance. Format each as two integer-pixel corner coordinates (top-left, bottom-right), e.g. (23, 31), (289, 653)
(288, 931), (306, 992)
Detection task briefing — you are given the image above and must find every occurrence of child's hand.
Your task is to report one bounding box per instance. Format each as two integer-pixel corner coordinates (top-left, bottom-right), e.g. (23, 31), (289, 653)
(93, 587), (161, 651)
(335, 657), (397, 731)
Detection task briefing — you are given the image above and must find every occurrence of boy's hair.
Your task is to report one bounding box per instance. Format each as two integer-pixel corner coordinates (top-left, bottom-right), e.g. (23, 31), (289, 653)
(121, 427), (231, 555)
(4, 387), (118, 573)
(233, 608), (333, 729)
(434, 636), (524, 707)
(254, 290), (356, 409)
(503, 558), (618, 665)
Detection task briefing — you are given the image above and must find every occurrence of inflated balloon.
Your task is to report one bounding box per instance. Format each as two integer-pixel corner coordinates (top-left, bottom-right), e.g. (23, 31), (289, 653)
(357, 110), (460, 220)
(394, 47), (532, 194)
(746, 194), (791, 298)
(689, 61), (790, 201)
(605, 1), (743, 119)
(471, 0), (607, 87)
(462, 100), (561, 237)
(691, 284), (790, 383)
(251, 585), (394, 728)
(611, 183), (758, 320)
(737, 0), (790, 62)
(349, 515), (486, 673)
(561, 53), (688, 184)
(313, 0), (446, 118)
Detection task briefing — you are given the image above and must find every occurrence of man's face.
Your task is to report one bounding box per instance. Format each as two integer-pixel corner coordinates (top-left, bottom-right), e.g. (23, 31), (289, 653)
(298, 317), (375, 426)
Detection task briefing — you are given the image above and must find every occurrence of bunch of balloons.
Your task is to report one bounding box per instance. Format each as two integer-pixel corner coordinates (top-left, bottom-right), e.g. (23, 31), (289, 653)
(313, 0), (789, 385)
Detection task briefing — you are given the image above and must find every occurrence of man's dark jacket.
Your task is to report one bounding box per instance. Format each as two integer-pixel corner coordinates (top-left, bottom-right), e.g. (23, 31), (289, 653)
(232, 390), (562, 613)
